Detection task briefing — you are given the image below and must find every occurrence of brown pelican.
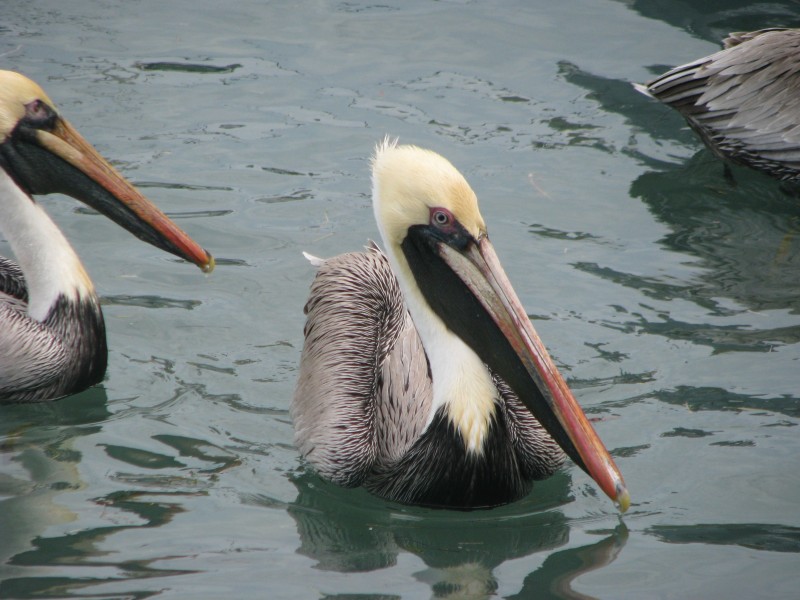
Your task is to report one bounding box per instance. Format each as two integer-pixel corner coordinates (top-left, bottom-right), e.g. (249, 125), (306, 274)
(293, 140), (629, 511)
(0, 70), (213, 403)
(636, 28), (800, 181)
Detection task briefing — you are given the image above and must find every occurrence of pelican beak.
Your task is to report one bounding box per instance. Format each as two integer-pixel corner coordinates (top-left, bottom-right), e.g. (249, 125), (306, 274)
(4, 115), (213, 272)
(403, 227), (629, 512)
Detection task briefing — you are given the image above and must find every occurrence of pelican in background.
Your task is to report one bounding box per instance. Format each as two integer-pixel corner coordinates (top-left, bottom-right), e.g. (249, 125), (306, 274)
(636, 28), (800, 182)
(293, 140), (629, 510)
(0, 70), (213, 403)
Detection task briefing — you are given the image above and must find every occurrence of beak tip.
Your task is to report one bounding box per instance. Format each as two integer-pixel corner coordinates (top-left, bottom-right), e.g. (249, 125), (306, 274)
(615, 485), (631, 513)
(200, 252), (215, 274)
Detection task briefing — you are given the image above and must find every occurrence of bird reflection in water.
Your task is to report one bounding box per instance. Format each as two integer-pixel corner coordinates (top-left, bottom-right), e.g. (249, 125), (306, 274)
(287, 471), (628, 600)
(0, 388), (110, 583)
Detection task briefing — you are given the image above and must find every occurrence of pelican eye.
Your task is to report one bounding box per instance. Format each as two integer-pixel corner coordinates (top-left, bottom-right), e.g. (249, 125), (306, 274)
(23, 99), (57, 131)
(431, 208), (454, 227)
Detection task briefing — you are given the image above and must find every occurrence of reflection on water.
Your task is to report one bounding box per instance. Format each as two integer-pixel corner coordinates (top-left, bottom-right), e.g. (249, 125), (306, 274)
(3, 491), (192, 599)
(630, 158), (800, 314)
(288, 471), (570, 572)
(508, 525), (627, 600)
(653, 386), (800, 419)
(287, 472), (627, 599)
(102, 294), (203, 311)
(134, 62), (243, 74)
(0, 385), (245, 598)
(618, 0), (800, 44)
(0, 390), (109, 593)
(648, 523), (800, 554)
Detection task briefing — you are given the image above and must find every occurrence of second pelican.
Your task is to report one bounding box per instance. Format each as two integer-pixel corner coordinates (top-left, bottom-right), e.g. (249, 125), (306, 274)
(636, 28), (800, 182)
(0, 71), (213, 403)
(293, 141), (629, 510)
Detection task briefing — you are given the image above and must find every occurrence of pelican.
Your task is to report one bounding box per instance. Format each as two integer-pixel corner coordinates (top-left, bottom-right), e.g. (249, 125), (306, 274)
(0, 70), (213, 403)
(293, 140), (629, 511)
(636, 28), (800, 181)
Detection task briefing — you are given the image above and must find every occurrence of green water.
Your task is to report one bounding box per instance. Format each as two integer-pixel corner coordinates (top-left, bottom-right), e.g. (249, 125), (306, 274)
(2, 1), (799, 598)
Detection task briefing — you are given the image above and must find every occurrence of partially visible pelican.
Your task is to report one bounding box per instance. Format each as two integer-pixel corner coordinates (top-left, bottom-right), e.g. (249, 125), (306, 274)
(636, 28), (800, 181)
(0, 70), (213, 403)
(293, 140), (629, 511)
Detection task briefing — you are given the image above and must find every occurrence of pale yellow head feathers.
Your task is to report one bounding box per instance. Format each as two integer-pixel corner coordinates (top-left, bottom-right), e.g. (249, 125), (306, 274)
(371, 139), (486, 248)
(0, 71), (57, 141)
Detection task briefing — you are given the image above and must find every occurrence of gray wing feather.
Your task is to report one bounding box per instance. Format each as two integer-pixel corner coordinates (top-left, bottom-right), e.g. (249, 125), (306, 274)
(493, 376), (566, 479)
(1, 256), (66, 395)
(0, 279), (66, 398)
(723, 29), (789, 49)
(642, 29), (800, 180)
(372, 314), (431, 465)
(292, 247), (432, 487)
(0, 256), (28, 302)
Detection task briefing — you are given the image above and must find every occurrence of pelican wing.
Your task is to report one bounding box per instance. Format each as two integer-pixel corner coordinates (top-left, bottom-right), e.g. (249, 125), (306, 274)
(0, 256), (66, 396)
(644, 29), (800, 179)
(0, 257), (28, 303)
(0, 303), (67, 399)
(292, 247), (432, 487)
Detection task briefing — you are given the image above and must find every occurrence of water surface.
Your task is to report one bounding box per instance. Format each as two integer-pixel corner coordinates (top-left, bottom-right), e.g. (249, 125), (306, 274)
(2, 1), (800, 598)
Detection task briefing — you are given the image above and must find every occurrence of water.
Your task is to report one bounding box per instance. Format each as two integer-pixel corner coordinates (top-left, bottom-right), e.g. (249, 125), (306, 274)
(2, 1), (800, 598)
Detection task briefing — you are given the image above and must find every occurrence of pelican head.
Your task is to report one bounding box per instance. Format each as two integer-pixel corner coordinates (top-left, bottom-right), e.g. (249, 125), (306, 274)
(373, 142), (486, 247)
(371, 140), (629, 511)
(0, 70), (213, 272)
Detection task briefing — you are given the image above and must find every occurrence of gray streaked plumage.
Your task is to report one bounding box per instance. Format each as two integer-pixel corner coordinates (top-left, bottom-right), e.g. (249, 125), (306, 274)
(637, 28), (800, 181)
(292, 245), (565, 508)
(0, 259), (106, 403)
